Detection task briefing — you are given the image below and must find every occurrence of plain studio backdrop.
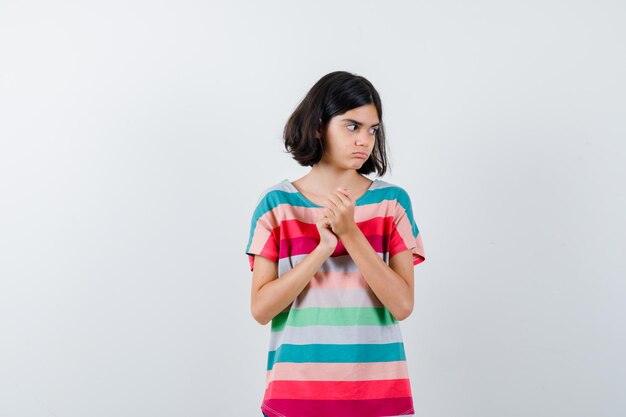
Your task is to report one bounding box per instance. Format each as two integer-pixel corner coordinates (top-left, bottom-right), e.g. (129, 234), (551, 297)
(1, 0), (624, 416)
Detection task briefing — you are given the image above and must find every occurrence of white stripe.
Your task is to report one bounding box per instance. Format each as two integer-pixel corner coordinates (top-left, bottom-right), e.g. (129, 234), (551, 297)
(268, 323), (404, 351)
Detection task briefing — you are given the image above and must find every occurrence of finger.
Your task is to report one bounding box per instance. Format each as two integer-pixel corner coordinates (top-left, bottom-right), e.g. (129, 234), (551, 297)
(325, 193), (341, 208)
(336, 188), (354, 203)
(331, 189), (351, 206)
(329, 189), (351, 205)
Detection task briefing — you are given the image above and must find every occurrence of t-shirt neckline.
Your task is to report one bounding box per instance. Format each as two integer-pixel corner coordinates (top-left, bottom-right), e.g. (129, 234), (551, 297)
(283, 178), (377, 208)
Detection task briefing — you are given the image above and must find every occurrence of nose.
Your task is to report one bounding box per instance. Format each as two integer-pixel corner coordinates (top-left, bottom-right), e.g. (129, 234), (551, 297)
(355, 130), (371, 146)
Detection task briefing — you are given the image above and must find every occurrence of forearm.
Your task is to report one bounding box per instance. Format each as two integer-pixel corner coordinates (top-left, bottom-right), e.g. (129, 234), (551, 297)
(339, 227), (412, 320)
(255, 245), (333, 325)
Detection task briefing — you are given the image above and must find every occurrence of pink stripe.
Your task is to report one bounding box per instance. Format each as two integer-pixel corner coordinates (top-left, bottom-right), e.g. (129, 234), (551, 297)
(271, 199), (398, 224)
(249, 224), (276, 256)
(262, 397), (414, 417)
(266, 361), (409, 382)
(248, 212), (280, 263)
(355, 199), (401, 221)
(291, 286), (383, 309)
(414, 234), (426, 265)
(390, 211), (425, 264)
(307, 270), (368, 289)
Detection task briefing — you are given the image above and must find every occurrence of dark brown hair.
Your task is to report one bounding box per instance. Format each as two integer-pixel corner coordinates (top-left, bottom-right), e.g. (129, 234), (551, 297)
(282, 71), (389, 176)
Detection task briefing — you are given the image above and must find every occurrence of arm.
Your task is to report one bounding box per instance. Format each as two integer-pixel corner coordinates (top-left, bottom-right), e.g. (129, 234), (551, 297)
(250, 244), (334, 325)
(321, 187), (416, 321)
(339, 227), (415, 321)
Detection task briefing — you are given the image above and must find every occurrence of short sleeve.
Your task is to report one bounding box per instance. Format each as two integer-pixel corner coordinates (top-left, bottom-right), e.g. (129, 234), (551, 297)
(389, 188), (426, 266)
(245, 192), (280, 272)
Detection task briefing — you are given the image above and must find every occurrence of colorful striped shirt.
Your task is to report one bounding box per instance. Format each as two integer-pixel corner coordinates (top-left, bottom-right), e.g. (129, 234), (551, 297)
(245, 178), (426, 417)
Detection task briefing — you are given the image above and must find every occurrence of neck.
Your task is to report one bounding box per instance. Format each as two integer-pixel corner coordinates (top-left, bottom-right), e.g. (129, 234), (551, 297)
(305, 164), (366, 193)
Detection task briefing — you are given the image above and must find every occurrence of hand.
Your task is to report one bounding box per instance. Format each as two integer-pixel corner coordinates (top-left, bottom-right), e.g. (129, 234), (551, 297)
(323, 188), (358, 238)
(316, 212), (338, 252)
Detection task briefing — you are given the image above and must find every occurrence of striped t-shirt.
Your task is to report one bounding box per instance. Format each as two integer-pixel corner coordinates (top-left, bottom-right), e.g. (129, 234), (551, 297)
(245, 178), (426, 417)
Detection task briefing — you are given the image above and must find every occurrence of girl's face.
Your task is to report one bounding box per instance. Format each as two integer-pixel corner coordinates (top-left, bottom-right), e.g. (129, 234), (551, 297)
(319, 103), (379, 170)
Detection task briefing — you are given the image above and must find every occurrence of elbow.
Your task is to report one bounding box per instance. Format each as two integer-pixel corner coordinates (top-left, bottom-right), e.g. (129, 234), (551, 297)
(251, 306), (265, 325)
(395, 300), (414, 321)
(251, 304), (270, 326)
(252, 314), (269, 326)
(250, 289), (268, 325)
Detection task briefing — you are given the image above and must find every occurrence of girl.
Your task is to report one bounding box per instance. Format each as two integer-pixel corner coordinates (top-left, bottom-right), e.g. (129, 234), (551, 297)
(245, 70), (426, 417)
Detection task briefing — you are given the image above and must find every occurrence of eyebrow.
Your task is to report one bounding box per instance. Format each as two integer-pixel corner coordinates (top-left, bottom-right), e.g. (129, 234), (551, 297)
(339, 118), (380, 127)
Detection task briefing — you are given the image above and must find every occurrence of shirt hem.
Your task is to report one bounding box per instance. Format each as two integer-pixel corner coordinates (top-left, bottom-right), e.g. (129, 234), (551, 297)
(261, 402), (415, 417)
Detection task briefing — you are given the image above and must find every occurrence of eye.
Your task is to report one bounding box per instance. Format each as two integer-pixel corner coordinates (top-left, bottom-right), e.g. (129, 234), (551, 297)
(347, 124), (357, 132)
(369, 127), (379, 135)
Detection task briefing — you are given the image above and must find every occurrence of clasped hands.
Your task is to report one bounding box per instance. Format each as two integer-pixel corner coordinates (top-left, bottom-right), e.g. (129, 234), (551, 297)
(318, 188), (359, 238)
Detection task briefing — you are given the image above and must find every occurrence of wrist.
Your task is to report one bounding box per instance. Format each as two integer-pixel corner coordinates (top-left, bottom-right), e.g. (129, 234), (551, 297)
(315, 243), (335, 256)
(337, 224), (360, 240)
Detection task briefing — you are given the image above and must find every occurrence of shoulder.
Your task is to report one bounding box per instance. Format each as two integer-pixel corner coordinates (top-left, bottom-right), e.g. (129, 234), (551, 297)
(251, 179), (293, 213)
(371, 178), (412, 203)
(371, 179), (418, 226)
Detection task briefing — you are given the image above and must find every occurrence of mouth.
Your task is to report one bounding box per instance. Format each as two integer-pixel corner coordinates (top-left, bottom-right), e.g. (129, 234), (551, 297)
(352, 152), (368, 159)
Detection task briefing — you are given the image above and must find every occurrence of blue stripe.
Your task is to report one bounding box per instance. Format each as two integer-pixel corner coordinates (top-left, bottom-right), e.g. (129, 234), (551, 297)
(266, 342), (407, 371)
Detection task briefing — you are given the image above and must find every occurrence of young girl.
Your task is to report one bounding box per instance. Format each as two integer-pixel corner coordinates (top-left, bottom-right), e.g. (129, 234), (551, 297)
(245, 71), (426, 417)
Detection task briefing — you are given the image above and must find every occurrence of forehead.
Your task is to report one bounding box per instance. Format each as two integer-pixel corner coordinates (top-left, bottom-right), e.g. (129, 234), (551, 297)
(334, 104), (379, 124)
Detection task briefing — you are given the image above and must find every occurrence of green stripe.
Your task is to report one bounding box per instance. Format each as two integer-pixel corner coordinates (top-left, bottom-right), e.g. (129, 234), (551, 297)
(266, 342), (406, 370)
(270, 307), (398, 332)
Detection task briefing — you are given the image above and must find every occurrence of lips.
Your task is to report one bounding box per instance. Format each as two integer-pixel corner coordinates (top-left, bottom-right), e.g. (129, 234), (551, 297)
(353, 152), (368, 159)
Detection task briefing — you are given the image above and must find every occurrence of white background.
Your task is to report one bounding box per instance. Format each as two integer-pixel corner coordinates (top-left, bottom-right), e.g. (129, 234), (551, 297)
(1, 1), (624, 416)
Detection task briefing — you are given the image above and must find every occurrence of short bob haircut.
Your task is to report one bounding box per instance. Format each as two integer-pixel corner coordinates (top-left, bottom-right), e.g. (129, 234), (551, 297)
(283, 71), (389, 177)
